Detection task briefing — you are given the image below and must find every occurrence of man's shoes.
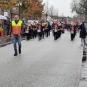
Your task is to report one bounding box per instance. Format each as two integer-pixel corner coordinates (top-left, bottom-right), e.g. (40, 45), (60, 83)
(14, 49), (18, 56)
(19, 50), (21, 54)
(19, 48), (21, 54)
(14, 53), (18, 56)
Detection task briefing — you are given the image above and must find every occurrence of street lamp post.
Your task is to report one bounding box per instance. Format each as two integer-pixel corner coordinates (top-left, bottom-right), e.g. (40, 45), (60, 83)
(19, 2), (22, 18)
(46, 12), (48, 22)
(10, 9), (12, 21)
(18, 1), (22, 19)
(16, 1), (22, 18)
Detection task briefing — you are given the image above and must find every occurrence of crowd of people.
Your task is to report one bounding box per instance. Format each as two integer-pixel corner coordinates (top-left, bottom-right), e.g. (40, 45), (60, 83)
(0, 16), (80, 42)
(1, 14), (87, 56)
(23, 21), (51, 41)
(21, 19), (79, 41)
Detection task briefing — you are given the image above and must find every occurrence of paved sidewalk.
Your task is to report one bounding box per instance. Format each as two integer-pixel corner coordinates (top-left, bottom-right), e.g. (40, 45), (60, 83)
(0, 41), (11, 47)
(79, 62), (87, 87)
(0, 36), (11, 47)
(0, 36), (25, 47)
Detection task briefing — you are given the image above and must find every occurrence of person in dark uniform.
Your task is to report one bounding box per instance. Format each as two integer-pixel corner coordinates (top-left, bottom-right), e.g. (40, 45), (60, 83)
(57, 23), (62, 38)
(70, 24), (77, 41)
(37, 23), (42, 40)
(54, 24), (58, 40)
(41, 22), (45, 39)
(44, 22), (49, 37)
(48, 22), (51, 36)
(33, 22), (37, 38)
(70, 25), (75, 41)
(25, 25), (30, 40)
(29, 25), (34, 39)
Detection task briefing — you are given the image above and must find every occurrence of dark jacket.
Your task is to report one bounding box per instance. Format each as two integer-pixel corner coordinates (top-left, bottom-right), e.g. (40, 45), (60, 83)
(79, 23), (86, 38)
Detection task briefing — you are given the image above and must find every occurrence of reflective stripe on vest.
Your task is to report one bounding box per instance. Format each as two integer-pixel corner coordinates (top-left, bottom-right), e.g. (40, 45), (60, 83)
(12, 20), (22, 34)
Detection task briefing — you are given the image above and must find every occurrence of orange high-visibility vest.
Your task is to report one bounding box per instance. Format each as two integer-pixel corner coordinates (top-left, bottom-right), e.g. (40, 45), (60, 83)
(12, 20), (23, 35)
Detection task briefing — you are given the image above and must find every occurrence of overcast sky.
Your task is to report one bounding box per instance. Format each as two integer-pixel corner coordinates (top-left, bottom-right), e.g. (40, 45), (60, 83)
(43, 0), (73, 17)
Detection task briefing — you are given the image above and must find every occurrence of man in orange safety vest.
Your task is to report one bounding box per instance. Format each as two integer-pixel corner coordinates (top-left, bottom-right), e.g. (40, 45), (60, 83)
(11, 15), (23, 56)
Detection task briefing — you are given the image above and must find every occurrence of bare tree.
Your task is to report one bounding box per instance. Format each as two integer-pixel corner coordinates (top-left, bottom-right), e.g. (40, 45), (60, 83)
(72, 0), (87, 19)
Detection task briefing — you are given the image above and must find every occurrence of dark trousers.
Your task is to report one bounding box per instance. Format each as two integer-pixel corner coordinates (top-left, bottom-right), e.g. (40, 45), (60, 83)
(25, 33), (30, 40)
(54, 32), (58, 40)
(33, 30), (37, 38)
(45, 29), (49, 37)
(38, 32), (42, 40)
(71, 34), (74, 41)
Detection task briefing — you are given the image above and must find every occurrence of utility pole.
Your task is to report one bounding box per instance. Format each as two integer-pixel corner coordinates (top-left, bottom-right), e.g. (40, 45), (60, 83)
(18, 0), (22, 18)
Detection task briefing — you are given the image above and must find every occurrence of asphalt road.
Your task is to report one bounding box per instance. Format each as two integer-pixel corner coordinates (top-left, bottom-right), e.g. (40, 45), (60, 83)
(0, 31), (82, 87)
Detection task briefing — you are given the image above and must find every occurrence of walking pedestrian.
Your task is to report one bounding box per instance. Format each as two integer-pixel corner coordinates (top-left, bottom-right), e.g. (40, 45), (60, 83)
(37, 23), (42, 40)
(54, 25), (58, 40)
(11, 15), (23, 56)
(79, 22), (87, 48)
(70, 25), (75, 41)
(25, 25), (30, 40)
